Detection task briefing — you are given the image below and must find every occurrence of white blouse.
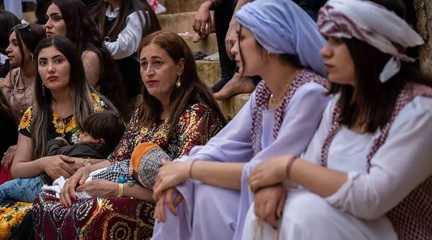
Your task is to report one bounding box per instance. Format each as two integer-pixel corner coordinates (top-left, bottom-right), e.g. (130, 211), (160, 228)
(303, 96), (432, 220)
(104, 6), (146, 60)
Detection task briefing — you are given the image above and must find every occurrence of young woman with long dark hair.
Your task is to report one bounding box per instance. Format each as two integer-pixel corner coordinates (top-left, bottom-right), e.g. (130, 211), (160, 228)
(0, 36), (113, 239)
(44, 0), (128, 116)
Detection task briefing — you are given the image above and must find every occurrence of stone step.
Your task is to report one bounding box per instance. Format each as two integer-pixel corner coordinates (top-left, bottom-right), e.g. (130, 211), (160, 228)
(158, 11), (195, 33)
(161, 0), (202, 14)
(217, 94), (249, 120)
(159, 11), (212, 34)
(196, 59), (248, 119)
(180, 32), (218, 54)
(196, 59), (221, 87)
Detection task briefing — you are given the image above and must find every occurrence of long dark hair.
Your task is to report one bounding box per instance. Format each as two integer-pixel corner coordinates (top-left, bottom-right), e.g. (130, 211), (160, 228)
(11, 24), (45, 66)
(0, 10), (20, 54)
(50, 0), (103, 53)
(49, 0), (128, 117)
(138, 31), (226, 139)
(32, 36), (94, 158)
(82, 111), (125, 155)
(91, 0), (161, 41)
(329, 0), (432, 132)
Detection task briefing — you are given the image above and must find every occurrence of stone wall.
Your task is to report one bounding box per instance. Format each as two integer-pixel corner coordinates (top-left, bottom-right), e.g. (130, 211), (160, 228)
(415, 0), (432, 76)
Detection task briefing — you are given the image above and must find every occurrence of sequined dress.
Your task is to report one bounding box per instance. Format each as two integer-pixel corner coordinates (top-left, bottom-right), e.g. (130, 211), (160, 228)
(33, 102), (224, 240)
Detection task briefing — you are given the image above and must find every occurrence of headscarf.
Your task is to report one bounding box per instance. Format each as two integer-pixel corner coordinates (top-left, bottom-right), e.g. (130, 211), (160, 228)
(235, 0), (326, 76)
(318, 0), (424, 82)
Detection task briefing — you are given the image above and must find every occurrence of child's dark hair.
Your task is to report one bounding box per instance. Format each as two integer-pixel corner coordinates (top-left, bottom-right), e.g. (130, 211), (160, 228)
(82, 111), (125, 154)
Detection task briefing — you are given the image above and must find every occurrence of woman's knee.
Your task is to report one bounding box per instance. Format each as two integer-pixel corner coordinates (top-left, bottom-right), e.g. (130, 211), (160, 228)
(194, 183), (238, 207)
(281, 191), (335, 227)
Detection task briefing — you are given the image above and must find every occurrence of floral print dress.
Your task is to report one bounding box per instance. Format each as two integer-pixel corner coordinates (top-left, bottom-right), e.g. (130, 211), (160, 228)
(33, 102), (225, 240)
(0, 92), (108, 239)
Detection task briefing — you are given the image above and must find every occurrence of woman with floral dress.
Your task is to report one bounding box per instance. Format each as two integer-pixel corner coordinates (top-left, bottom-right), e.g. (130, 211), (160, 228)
(32, 31), (225, 240)
(0, 36), (113, 239)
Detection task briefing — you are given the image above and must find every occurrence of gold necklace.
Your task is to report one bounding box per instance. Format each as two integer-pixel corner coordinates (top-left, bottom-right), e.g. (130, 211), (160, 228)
(268, 81), (292, 109)
(268, 93), (285, 109)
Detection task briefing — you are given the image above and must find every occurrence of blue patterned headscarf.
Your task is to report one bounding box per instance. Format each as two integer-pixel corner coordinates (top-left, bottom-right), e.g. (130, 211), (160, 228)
(235, 0), (326, 76)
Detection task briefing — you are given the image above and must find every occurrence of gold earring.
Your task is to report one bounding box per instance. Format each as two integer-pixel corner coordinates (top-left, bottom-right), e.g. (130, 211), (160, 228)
(176, 75), (181, 88)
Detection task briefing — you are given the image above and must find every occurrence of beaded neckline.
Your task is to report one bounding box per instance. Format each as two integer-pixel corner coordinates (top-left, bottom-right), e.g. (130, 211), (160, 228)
(319, 83), (432, 240)
(250, 70), (327, 154)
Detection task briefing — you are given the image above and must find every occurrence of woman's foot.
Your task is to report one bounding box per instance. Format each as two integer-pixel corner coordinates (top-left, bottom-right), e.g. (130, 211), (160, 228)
(213, 74), (256, 100)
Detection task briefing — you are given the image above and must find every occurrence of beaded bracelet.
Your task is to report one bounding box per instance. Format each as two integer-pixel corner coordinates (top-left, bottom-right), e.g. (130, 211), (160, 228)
(188, 160), (197, 179)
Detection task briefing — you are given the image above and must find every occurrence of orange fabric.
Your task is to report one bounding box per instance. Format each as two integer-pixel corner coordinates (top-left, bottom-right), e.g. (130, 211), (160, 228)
(130, 143), (157, 174)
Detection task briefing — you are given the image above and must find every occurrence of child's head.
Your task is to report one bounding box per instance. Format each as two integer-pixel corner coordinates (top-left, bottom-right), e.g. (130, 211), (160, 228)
(80, 111), (125, 154)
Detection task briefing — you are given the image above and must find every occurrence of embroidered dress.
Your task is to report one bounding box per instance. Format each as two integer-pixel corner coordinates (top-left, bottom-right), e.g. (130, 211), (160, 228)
(242, 84), (432, 240)
(152, 70), (330, 240)
(0, 92), (108, 239)
(33, 103), (224, 240)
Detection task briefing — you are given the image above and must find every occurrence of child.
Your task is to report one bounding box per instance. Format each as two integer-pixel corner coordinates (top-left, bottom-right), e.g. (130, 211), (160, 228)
(0, 111), (125, 203)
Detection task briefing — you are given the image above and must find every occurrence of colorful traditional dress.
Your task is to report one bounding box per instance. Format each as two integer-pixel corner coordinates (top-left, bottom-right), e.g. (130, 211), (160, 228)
(0, 92), (108, 239)
(242, 84), (432, 240)
(152, 70), (330, 240)
(33, 102), (224, 240)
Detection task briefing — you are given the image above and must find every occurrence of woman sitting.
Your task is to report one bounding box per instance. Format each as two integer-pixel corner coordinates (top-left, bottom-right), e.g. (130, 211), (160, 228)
(33, 31), (225, 240)
(1, 23), (45, 121)
(242, 0), (432, 239)
(0, 35), (113, 239)
(0, 23), (45, 184)
(151, 1), (330, 239)
(44, 0), (128, 117)
(0, 10), (20, 78)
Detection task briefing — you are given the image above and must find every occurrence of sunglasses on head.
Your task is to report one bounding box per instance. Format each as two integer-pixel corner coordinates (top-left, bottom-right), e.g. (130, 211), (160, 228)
(10, 23), (31, 34)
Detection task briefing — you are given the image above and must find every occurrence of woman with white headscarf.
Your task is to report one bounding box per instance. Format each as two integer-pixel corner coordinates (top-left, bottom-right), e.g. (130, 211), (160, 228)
(243, 0), (432, 240)
(151, 1), (330, 239)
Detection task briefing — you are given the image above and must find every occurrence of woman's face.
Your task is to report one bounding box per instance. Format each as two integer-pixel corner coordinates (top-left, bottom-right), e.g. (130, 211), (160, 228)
(5, 31), (26, 68)
(45, 3), (67, 37)
(139, 43), (184, 103)
(37, 46), (71, 92)
(230, 26), (263, 77)
(320, 37), (355, 86)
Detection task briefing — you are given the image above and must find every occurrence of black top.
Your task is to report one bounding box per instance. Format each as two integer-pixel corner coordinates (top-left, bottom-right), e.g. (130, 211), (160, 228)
(0, 110), (18, 161)
(47, 138), (109, 159)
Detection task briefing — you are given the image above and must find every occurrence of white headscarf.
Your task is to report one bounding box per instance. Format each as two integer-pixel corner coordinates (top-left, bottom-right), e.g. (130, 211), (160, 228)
(318, 0), (424, 82)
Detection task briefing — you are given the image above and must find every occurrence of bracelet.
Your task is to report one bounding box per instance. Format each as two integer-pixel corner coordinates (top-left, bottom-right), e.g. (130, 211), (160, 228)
(188, 160), (197, 179)
(117, 183), (125, 197)
(83, 158), (91, 167)
(285, 156), (297, 180)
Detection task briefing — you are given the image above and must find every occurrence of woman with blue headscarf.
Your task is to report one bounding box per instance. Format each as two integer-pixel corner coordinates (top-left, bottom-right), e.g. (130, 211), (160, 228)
(151, 1), (330, 239)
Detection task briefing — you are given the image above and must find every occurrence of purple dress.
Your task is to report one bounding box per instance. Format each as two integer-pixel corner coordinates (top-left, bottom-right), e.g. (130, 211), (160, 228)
(152, 70), (331, 240)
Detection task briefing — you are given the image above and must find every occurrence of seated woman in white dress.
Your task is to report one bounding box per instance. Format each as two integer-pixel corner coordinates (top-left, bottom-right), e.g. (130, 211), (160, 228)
(243, 0), (432, 240)
(151, 1), (330, 239)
